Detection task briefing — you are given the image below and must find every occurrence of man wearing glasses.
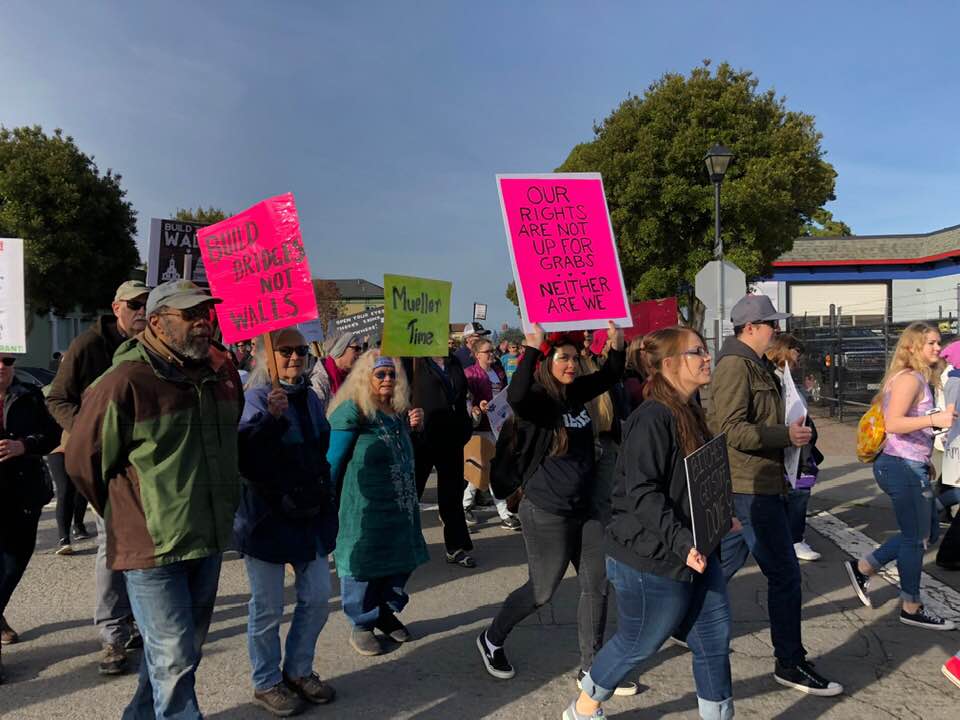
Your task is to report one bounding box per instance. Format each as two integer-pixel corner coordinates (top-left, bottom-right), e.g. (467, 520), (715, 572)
(66, 280), (243, 719)
(46, 279), (149, 675)
(707, 294), (842, 697)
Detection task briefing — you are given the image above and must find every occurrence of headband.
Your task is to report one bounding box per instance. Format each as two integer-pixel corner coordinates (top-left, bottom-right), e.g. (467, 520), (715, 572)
(539, 330), (586, 356)
(374, 356), (395, 370)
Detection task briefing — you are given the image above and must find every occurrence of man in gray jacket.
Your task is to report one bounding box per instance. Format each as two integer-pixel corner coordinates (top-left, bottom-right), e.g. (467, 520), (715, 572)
(707, 295), (843, 697)
(46, 280), (148, 676)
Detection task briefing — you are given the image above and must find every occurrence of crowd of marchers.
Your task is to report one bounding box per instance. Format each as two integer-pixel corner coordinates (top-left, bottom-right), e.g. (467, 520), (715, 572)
(1, 280), (959, 720)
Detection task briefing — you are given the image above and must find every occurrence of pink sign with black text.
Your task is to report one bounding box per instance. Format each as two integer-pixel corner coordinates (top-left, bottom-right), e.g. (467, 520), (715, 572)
(196, 193), (318, 343)
(497, 173), (632, 331)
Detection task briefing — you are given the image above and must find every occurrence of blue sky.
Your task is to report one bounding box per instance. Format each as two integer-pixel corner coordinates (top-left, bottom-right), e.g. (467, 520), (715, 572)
(3, 1), (959, 328)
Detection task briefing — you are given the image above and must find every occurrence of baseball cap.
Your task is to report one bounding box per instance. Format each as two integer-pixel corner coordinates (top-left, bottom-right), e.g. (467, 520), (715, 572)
(146, 280), (222, 316)
(462, 322), (491, 337)
(730, 295), (791, 326)
(114, 280), (150, 303)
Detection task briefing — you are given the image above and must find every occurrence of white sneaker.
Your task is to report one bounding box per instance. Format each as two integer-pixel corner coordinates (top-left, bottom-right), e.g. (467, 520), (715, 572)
(794, 541), (821, 561)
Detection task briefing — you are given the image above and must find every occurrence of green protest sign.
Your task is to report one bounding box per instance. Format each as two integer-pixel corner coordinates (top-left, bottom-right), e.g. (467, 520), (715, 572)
(382, 274), (452, 357)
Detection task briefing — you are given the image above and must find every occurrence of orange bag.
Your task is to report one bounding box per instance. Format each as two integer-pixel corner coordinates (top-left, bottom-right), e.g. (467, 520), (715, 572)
(857, 402), (886, 463)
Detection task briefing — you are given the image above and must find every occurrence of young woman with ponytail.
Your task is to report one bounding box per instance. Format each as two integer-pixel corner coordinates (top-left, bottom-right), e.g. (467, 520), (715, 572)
(563, 327), (734, 720)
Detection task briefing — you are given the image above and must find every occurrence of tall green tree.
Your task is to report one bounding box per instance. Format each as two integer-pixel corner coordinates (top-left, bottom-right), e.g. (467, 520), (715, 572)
(801, 208), (852, 237)
(173, 206), (228, 224)
(0, 125), (139, 315)
(557, 61), (844, 322)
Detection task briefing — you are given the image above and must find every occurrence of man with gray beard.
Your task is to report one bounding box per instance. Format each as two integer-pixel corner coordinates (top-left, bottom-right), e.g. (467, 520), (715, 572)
(67, 280), (243, 719)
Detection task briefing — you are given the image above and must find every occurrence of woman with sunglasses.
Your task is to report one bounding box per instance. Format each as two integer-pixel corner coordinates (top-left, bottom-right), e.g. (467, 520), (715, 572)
(564, 327), (733, 720)
(234, 328), (339, 715)
(326, 350), (426, 657)
(0, 354), (62, 683)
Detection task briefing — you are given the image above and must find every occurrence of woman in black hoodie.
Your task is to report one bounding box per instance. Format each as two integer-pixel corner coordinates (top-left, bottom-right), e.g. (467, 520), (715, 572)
(477, 321), (625, 685)
(563, 327), (733, 720)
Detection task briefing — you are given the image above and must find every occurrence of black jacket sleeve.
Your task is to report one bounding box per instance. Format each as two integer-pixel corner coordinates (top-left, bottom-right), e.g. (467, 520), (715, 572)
(568, 348), (626, 406)
(507, 347), (559, 426)
(620, 409), (695, 561)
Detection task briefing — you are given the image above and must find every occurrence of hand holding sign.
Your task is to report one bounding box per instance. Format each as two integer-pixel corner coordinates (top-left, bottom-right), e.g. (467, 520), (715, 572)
(266, 388), (288, 419)
(606, 320), (624, 351)
(788, 415), (812, 447)
(524, 322), (545, 350)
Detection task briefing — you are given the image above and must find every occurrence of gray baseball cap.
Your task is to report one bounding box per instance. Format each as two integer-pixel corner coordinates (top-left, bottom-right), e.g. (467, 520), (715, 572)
(114, 280), (150, 303)
(730, 295), (791, 326)
(146, 280), (222, 316)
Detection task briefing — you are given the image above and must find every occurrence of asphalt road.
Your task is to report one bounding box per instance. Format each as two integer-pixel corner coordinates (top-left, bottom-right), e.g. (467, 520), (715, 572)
(2, 423), (958, 719)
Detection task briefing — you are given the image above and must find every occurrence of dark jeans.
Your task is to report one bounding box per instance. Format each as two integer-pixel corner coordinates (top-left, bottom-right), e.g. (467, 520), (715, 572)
(786, 488), (811, 544)
(716, 493), (805, 666)
(122, 555), (222, 720)
(582, 555), (733, 719)
(340, 573), (411, 630)
(0, 508), (41, 615)
(487, 499), (608, 670)
(414, 435), (473, 555)
(54, 471), (88, 540)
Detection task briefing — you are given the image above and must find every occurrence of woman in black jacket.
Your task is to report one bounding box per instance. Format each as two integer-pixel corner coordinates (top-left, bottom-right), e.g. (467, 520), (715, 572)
(562, 327), (733, 720)
(0, 355), (61, 683)
(477, 322), (626, 686)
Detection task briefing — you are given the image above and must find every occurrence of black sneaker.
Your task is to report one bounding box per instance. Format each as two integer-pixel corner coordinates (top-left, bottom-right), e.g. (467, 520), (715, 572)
(774, 659), (843, 696)
(464, 508), (480, 526)
(477, 629), (514, 679)
(844, 559), (872, 608)
(900, 606), (957, 631)
(375, 611), (411, 643)
(500, 515), (522, 531)
(72, 523), (92, 540)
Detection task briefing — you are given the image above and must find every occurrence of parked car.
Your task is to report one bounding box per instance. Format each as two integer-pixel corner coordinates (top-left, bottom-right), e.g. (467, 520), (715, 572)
(15, 366), (56, 388)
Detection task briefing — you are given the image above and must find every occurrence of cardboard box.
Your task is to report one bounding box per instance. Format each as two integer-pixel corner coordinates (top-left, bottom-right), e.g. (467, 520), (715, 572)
(464, 434), (496, 491)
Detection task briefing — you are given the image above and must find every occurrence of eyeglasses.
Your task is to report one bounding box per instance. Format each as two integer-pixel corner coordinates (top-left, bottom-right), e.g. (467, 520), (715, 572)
(373, 369), (396, 380)
(0, 357), (15, 367)
(276, 345), (309, 358)
(476, 350), (493, 355)
(159, 305), (214, 322)
(680, 347), (710, 358)
(125, 300), (146, 311)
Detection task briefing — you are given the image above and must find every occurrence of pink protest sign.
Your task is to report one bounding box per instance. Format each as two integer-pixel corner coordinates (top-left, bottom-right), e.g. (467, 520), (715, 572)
(497, 173), (632, 332)
(196, 193), (318, 344)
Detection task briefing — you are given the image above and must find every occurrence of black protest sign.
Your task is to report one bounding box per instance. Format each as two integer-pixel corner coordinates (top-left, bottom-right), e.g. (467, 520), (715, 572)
(147, 218), (210, 287)
(333, 307), (385, 336)
(684, 434), (733, 557)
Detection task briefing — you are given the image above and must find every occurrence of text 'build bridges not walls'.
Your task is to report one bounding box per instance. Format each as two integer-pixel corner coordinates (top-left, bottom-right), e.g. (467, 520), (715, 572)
(196, 193), (319, 344)
(497, 173), (632, 332)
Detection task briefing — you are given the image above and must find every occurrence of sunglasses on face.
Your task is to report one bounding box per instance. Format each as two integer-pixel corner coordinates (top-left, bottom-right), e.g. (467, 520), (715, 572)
(160, 305), (214, 322)
(373, 369), (396, 380)
(276, 345), (309, 358)
(0, 357), (15, 367)
(125, 300), (146, 311)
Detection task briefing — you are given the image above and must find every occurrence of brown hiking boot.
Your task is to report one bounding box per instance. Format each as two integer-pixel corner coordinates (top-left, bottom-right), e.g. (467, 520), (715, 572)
(0, 616), (18, 645)
(284, 671), (336, 704)
(253, 681), (305, 717)
(99, 642), (128, 675)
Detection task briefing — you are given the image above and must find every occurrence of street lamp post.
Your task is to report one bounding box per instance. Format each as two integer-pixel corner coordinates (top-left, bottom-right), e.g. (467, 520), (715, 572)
(704, 144), (734, 351)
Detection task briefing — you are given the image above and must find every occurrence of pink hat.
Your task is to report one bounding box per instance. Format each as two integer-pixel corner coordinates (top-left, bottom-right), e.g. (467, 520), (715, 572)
(941, 340), (960, 368)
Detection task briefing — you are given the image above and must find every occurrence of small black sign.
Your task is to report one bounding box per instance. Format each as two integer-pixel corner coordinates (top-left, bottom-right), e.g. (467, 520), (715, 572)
(684, 434), (733, 557)
(147, 218), (210, 288)
(333, 307), (385, 336)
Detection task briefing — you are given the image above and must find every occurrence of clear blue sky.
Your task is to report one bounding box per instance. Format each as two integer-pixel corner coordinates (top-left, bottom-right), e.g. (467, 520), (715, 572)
(3, 1), (959, 328)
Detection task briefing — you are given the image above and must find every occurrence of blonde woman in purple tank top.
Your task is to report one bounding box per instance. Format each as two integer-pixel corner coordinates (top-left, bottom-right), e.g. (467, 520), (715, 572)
(844, 322), (958, 630)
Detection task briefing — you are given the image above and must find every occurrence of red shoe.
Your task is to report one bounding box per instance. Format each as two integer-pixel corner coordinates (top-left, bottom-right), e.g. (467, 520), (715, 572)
(943, 656), (960, 690)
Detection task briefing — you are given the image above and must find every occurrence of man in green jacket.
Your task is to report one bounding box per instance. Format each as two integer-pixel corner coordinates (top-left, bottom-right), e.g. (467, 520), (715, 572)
(707, 295), (843, 698)
(66, 280), (242, 720)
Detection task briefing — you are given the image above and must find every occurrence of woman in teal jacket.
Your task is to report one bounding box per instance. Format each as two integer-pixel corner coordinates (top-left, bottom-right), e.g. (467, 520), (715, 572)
(327, 350), (426, 657)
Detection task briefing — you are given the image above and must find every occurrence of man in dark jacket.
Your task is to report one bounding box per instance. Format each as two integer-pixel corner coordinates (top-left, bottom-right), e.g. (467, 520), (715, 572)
(404, 354), (477, 566)
(707, 295), (842, 697)
(46, 279), (148, 675)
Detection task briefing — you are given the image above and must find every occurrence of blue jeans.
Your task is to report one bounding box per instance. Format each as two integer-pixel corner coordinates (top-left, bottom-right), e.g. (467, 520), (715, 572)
(720, 493), (805, 665)
(868, 454), (938, 603)
(786, 488), (811, 545)
(340, 573), (410, 630)
(244, 553), (331, 691)
(582, 556), (732, 720)
(122, 555), (222, 720)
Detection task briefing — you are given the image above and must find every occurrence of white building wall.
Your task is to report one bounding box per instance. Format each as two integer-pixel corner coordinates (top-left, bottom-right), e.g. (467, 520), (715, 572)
(892, 274), (960, 323)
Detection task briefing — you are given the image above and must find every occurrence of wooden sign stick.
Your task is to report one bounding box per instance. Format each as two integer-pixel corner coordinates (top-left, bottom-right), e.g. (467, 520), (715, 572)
(261, 332), (280, 390)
